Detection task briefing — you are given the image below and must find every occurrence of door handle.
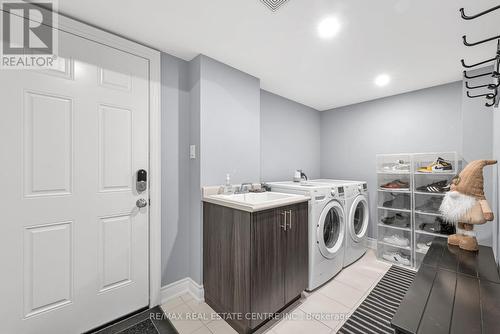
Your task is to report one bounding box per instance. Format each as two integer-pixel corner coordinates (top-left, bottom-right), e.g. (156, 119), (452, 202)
(280, 211), (287, 231)
(136, 198), (148, 208)
(287, 210), (292, 230)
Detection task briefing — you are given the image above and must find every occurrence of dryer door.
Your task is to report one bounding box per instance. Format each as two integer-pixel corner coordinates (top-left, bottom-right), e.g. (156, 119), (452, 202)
(316, 201), (345, 259)
(349, 195), (369, 242)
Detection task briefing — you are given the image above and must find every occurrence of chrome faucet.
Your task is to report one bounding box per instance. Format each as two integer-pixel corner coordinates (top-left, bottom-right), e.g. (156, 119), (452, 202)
(237, 183), (253, 194)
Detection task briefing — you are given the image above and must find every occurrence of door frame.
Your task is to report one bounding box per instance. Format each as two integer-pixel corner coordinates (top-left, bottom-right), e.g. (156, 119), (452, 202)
(2, 6), (163, 307)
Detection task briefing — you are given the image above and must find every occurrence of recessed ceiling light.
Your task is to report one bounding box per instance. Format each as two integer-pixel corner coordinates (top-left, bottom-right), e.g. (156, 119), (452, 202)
(375, 74), (391, 87)
(317, 17), (341, 39)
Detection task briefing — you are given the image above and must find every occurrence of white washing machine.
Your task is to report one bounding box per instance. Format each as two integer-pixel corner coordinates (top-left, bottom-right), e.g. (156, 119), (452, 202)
(268, 181), (346, 291)
(310, 180), (370, 267)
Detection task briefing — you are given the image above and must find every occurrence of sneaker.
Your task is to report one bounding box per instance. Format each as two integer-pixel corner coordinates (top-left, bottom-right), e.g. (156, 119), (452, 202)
(417, 157), (453, 173)
(380, 180), (410, 190)
(383, 235), (410, 247)
(416, 180), (450, 193)
(438, 219), (456, 235)
(381, 213), (410, 228)
(382, 252), (411, 266)
(416, 197), (443, 213)
(418, 222), (437, 233)
(382, 160), (410, 172)
(383, 193), (411, 210)
(417, 242), (432, 252)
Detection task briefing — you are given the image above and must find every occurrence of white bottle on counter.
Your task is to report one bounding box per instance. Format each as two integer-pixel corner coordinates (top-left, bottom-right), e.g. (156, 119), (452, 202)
(223, 174), (233, 194)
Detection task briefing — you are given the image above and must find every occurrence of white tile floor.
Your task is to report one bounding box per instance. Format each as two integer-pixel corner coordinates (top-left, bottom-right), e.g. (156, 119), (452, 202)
(161, 250), (391, 334)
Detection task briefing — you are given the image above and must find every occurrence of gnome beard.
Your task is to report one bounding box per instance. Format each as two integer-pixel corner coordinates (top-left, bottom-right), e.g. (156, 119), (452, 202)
(440, 191), (477, 223)
(439, 191), (478, 240)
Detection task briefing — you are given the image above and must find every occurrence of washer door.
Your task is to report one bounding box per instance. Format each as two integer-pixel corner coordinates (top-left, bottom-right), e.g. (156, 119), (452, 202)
(349, 195), (369, 242)
(316, 201), (345, 259)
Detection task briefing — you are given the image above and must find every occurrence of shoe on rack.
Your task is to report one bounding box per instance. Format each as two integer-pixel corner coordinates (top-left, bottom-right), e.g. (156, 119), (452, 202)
(383, 235), (410, 247)
(438, 218), (456, 235)
(382, 252), (411, 266)
(382, 160), (410, 173)
(381, 213), (410, 228)
(380, 180), (410, 190)
(416, 180), (450, 193)
(417, 242), (432, 252)
(383, 193), (411, 210)
(418, 222), (437, 233)
(417, 157), (453, 173)
(416, 197), (443, 213)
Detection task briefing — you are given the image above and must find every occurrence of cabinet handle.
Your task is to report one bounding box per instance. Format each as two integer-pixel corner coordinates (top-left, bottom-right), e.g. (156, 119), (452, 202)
(280, 211), (287, 231)
(287, 210), (292, 230)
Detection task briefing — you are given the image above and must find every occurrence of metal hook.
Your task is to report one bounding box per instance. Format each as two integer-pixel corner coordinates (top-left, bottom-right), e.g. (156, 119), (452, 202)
(485, 91), (498, 107)
(485, 100), (496, 107)
(465, 81), (500, 90)
(466, 91), (496, 99)
(463, 34), (500, 47)
(463, 70), (493, 79)
(460, 6), (500, 20)
(461, 56), (498, 68)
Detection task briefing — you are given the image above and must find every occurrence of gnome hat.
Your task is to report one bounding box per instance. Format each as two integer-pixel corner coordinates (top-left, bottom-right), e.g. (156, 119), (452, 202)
(451, 160), (497, 200)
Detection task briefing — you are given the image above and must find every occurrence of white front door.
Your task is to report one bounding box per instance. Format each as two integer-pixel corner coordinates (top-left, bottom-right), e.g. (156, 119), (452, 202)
(1, 24), (150, 334)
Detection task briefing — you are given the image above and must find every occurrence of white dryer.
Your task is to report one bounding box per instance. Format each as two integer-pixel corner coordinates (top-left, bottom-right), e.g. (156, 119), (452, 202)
(310, 180), (370, 267)
(268, 181), (346, 291)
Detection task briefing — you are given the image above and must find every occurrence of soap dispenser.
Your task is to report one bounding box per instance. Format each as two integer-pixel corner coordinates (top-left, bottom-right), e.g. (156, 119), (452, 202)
(293, 170), (302, 182)
(223, 174), (233, 194)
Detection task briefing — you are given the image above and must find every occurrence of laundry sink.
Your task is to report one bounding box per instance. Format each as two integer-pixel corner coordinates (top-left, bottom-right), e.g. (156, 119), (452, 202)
(204, 191), (310, 212)
(214, 192), (295, 203)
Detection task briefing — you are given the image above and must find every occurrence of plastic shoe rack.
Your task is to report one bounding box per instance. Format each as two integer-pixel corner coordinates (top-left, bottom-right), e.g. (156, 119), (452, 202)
(376, 152), (461, 269)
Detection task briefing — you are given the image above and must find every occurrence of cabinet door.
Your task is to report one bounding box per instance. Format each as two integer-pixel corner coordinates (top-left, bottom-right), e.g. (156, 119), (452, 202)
(284, 203), (309, 303)
(250, 209), (285, 328)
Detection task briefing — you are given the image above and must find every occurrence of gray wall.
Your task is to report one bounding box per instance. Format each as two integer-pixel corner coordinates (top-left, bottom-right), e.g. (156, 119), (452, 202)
(260, 90), (321, 182)
(200, 56), (261, 186)
(189, 55), (261, 285)
(161, 53), (191, 286)
(320, 82), (463, 238)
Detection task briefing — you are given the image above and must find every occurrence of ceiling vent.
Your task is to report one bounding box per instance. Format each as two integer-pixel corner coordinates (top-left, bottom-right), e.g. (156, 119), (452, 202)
(261, 0), (289, 11)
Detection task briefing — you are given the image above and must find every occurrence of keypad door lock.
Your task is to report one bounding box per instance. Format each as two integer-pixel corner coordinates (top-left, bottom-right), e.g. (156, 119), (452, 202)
(136, 169), (147, 193)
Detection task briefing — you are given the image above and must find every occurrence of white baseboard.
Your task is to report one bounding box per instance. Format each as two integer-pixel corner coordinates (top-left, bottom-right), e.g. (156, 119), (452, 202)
(364, 237), (377, 250)
(160, 277), (204, 305)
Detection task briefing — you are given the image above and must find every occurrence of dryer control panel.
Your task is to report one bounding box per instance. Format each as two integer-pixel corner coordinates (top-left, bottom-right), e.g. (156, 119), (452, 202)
(330, 186), (344, 199)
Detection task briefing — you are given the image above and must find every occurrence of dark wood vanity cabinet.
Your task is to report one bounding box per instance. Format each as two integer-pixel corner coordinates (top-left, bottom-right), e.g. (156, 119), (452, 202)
(203, 201), (308, 334)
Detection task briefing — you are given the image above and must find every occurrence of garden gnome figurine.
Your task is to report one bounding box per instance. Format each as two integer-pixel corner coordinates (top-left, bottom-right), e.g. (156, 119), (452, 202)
(439, 160), (497, 251)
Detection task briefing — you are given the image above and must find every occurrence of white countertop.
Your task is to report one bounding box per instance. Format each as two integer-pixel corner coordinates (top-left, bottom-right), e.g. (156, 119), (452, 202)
(202, 186), (310, 213)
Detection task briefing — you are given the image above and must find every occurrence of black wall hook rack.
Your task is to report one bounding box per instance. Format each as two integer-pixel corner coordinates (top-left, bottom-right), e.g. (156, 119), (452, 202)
(460, 5), (500, 20)
(460, 6), (500, 107)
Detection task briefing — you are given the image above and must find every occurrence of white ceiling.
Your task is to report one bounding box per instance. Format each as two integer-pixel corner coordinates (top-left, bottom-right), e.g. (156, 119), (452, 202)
(58, 0), (499, 110)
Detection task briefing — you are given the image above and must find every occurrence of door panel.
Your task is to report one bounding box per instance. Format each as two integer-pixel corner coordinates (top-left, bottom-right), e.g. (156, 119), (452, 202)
(23, 221), (73, 318)
(99, 214), (132, 292)
(251, 209), (284, 328)
(1, 22), (149, 333)
(98, 105), (132, 192)
(284, 203), (308, 304)
(24, 92), (73, 197)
